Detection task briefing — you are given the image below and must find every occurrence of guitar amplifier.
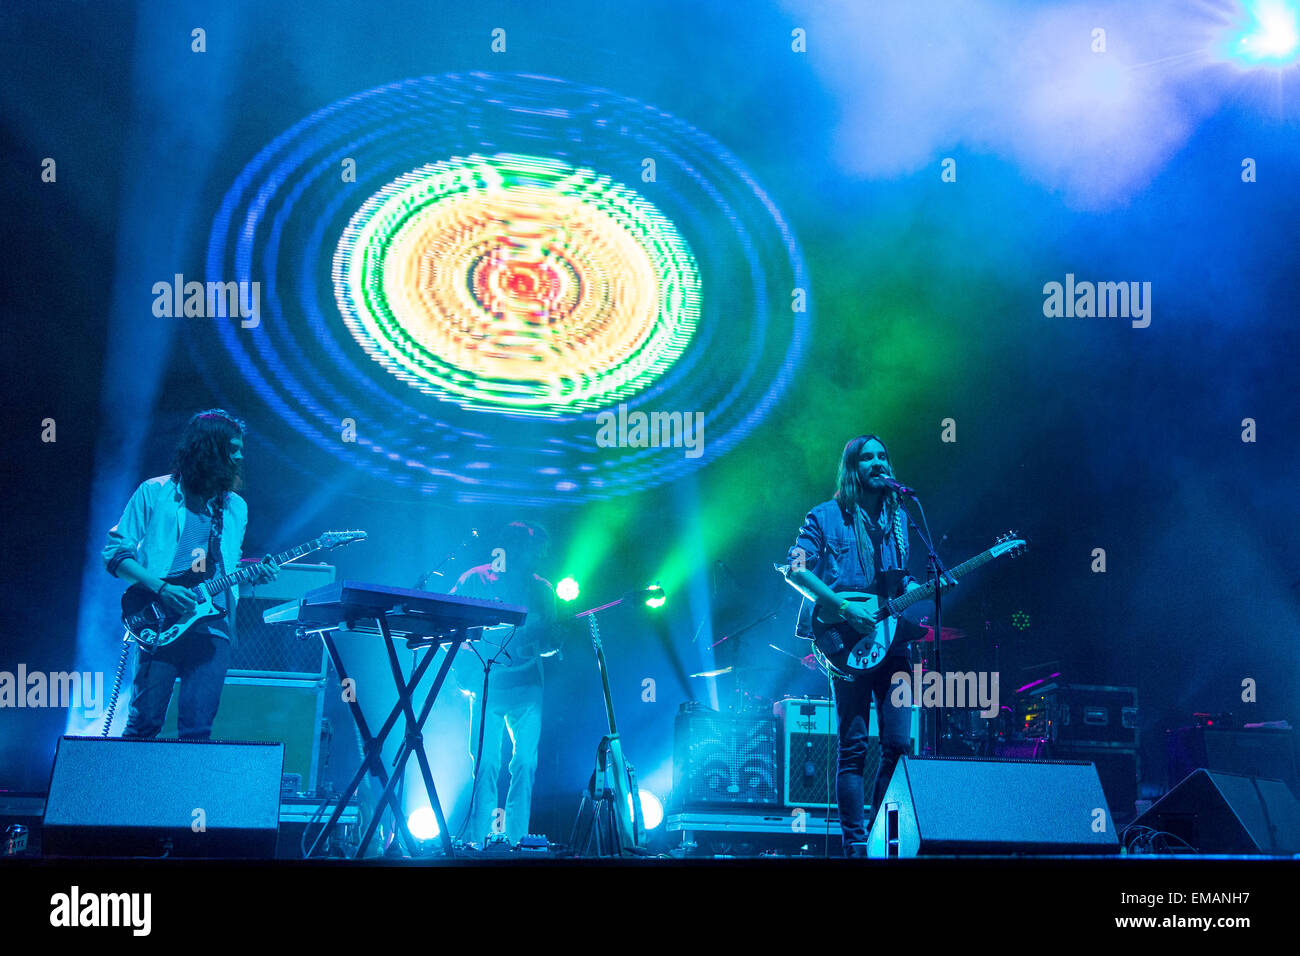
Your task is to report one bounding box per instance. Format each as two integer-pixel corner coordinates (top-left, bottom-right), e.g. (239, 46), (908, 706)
(671, 706), (779, 808)
(774, 697), (921, 809)
(162, 676), (325, 795)
(231, 561), (334, 679)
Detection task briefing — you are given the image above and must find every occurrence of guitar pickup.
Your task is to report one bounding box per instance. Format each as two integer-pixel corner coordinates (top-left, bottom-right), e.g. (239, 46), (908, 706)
(820, 631), (845, 653)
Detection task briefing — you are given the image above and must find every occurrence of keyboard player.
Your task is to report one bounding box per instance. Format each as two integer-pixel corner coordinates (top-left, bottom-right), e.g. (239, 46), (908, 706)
(449, 521), (558, 847)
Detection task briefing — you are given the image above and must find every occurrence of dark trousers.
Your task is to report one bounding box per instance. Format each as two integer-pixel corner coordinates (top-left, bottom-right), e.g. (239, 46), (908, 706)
(122, 633), (231, 740)
(832, 653), (912, 856)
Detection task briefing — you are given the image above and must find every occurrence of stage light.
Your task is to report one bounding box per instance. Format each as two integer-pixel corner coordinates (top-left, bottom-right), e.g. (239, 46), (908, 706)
(556, 577), (580, 602)
(644, 585), (666, 609)
(1221, 0), (1300, 67)
(628, 789), (664, 830)
(1012, 610), (1031, 631)
(407, 806), (440, 841)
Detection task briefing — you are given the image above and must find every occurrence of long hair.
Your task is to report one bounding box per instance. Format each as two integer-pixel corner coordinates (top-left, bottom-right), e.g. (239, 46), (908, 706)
(833, 434), (909, 568)
(170, 409), (246, 500)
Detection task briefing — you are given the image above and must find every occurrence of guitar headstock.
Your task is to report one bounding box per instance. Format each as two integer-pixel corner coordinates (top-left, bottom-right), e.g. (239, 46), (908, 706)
(319, 530), (368, 550)
(992, 530), (1027, 558)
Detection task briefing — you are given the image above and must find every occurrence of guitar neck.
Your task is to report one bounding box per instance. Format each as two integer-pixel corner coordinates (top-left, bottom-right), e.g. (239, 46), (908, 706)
(202, 539), (320, 596)
(887, 548), (1000, 615)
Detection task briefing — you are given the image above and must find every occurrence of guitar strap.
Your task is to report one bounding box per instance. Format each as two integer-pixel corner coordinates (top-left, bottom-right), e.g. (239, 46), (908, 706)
(208, 492), (233, 623)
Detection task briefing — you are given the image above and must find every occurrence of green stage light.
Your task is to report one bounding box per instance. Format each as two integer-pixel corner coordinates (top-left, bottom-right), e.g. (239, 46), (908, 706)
(557, 577), (580, 602)
(644, 585), (666, 609)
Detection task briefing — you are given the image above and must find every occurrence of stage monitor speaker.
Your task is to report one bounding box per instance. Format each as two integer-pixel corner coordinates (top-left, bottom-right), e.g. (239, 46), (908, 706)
(1167, 726), (1298, 796)
(866, 756), (1119, 856)
(161, 676), (324, 795)
(43, 736), (282, 858)
(1131, 769), (1300, 855)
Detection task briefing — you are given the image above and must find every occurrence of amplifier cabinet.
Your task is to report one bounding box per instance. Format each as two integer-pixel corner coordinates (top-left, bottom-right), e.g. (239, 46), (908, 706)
(671, 709), (779, 809)
(232, 561), (335, 679)
(163, 676), (325, 795)
(1054, 743), (1139, 823)
(774, 697), (921, 809)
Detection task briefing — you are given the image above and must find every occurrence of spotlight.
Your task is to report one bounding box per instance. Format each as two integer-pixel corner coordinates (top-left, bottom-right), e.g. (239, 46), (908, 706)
(407, 806), (440, 840)
(557, 577), (580, 602)
(1221, 0), (1300, 67)
(628, 789), (664, 830)
(644, 584), (666, 609)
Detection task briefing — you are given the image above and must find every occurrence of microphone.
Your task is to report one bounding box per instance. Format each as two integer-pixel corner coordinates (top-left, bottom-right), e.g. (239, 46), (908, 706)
(880, 476), (918, 497)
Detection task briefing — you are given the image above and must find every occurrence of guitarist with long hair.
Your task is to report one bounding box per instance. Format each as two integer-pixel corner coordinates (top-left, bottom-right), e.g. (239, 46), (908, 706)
(103, 409), (278, 740)
(781, 435), (953, 857)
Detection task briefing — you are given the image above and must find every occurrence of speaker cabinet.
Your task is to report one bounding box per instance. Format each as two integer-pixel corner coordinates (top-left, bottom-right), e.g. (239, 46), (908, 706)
(671, 709), (779, 808)
(43, 736), (282, 858)
(161, 677), (324, 795)
(1167, 726), (1298, 796)
(866, 756), (1119, 856)
(1131, 769), (1300, 854)
(1054, 744), (1139, 823)
(774, 697), (920, 808)
(231, 561), (334, 678)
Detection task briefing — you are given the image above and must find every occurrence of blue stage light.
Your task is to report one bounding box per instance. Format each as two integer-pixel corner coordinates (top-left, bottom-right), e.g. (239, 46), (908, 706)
(1221, 0), (1300, 66)
(407, 806), (440, 840)
(628, 789), (664, 830)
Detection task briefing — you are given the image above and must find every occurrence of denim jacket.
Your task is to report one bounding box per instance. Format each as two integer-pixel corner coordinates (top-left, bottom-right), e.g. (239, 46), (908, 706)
(786, 498), (923, 641)
(103, 475), (247, 625)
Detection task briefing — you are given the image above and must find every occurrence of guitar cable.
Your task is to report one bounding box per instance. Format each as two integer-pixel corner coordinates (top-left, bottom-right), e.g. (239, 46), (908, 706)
(825, 668), (835, 858)
(101, 630), (134, 737)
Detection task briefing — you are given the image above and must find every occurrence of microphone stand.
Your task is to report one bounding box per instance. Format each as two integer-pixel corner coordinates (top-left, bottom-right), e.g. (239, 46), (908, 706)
(413, 527), (480, 591)
(898, 497), (955, 757)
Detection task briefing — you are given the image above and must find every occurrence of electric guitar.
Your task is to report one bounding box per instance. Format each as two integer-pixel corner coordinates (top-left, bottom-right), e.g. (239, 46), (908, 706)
(811, 532), (1027, 678)
(121, 530), (367, 649)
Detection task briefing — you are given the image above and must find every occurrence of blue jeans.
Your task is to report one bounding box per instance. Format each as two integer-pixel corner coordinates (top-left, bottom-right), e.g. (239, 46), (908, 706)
(832, 653), (913, 856)
(123, 632), (231, 740)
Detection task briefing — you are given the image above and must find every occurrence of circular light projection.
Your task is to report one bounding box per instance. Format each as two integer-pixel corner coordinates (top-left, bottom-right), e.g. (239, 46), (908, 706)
(201, 73), (809, 504)
(629, 789), (664, 830)
(334, 153), (700, 414)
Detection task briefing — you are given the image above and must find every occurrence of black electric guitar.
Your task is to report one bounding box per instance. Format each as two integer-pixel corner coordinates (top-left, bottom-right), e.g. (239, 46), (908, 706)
(811, 532), (1027, 678)
(121, 530), (367, 649)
